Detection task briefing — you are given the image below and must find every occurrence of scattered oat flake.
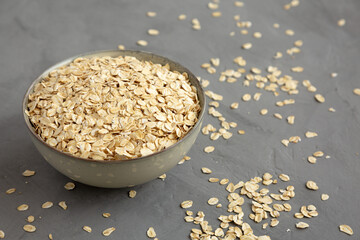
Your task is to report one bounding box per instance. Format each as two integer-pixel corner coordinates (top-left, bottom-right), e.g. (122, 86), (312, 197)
(212, 11), (222, 17)
(22, 170), (36, 177)
(270, 219), (279, 227)
(296, 222), (309, 229)
(209, 178), (219, 183)
(291, 0), (300, 7)
(6, 188), (16, 194)
(137, 40), (148, 46)
(83, 226), (92, 233)
(208, 197), (219, 205)
(184, 216), (194, 222)
(285, 29), (295, 36)
(273, 23), (280, 28)
(49, 233), (53, 239)
(178, 159), (185, 165)
(26, 215), (35, 223)
(321, 194), (329, 201)
(42, 201), (53, 209)
(289, 136), (301, 143)
(201, 80), (210, 88)
(208, 101), (218, 108)
(210, 58), (220, 67)
(147, 11), (156, 17)
(337, 19), (346, 27)
(230, 102), (239, 109)
(284, 203), (292, 211)
(58, 201), (67, 210)
(148, 29), (159, 36)
(308, 156), (317, 164)
(253, 32), (262, 38)
(102, 227), (115, 236)
(287, 116), (295, 125)
(178, 14), (186, 20)
(201, 167), (212, 174)
(64, 182), (75, 190)
(339, 225), (353, 235)
(306, 180), (319, 190)
(313, 151), (324, 157)
(260, 109), (268, 115)
(207, 67), (216, 74)
(274, 113), (282, 120)
(208, 2), (218, 10)
(262, 223), (268, 229)
(279, 174), (290, 182)
(223, 132), (233, 140)
(117, 44), (125, 50)
(17, 204), (29, 211)
(245, 181), (259, 192)
(284, 3), (291, 10)
(158, 174), (166, 180)
(305, 131), (318, 138)
(23, 224), (36, 233)
(281, 139), (289, 147)
(331, 72), (338, 78)
(0, 230), (4, 239)
(181, 200), (193, 209)
(234, 1), (244, 7)
(192, 18), (201, 30)
(129, 190), (137, 198)
(242, 43), (252, 49)
(294, 40), (303, 47)
(274, 51), (283, 59)
(103, 212), (111, 218)
(192, 24), (201, 30)
(314, 94), (325, 103)
(219, 178), (229, 185)
(291, 66), (303, 72)
(253, 92), (262, 101)
(147, 227), (156, 238)
(238, 130), (245, 135)
(353, 88), (360, 96)
(242, 94), (251, 101)
(186, 210), (193, 216)
(204, 146), (215, 153)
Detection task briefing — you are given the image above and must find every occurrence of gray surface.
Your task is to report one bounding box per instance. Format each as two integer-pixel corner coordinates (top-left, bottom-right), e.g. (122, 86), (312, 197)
(0, 0), (359, 239)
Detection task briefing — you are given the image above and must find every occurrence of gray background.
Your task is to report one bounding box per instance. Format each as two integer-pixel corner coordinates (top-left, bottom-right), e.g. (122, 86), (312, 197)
(0, 0), (359, 239)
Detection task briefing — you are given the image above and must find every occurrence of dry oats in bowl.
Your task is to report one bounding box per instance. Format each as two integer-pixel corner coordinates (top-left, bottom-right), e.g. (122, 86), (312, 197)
(23, 50), (205, 188)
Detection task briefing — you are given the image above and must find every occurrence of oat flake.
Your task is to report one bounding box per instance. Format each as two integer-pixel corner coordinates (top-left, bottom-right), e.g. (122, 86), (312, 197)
(181, 200), (193, 209)
(102, 227), (115, 236)
(23, 224), (36, 233)
(147, 227), (156, 238)
(83, 226), (92, 233)
(339, 225), (353, 235)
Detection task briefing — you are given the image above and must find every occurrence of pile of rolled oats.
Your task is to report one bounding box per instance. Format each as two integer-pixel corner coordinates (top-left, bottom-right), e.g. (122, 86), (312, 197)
(26, 55), (200, 160)
(181, 172), (298, 240)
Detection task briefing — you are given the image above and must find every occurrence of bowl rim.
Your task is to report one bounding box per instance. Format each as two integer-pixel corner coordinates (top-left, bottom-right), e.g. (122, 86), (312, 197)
(23, 49), (206, 164)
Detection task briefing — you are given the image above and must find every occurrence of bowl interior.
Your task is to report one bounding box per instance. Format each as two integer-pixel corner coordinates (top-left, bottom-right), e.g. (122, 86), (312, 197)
(23, 50), (206, 163)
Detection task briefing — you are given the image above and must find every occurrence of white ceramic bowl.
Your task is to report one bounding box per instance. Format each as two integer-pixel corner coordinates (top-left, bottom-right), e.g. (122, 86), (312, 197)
(23, 50), (205, 188)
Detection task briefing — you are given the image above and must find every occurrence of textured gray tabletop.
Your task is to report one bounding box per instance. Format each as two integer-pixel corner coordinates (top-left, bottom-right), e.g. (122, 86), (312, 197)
(1, 0), (359, 239)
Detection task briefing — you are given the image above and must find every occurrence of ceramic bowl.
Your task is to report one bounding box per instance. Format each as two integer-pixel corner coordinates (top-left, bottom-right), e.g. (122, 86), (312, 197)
(23, 50), (205, 188)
